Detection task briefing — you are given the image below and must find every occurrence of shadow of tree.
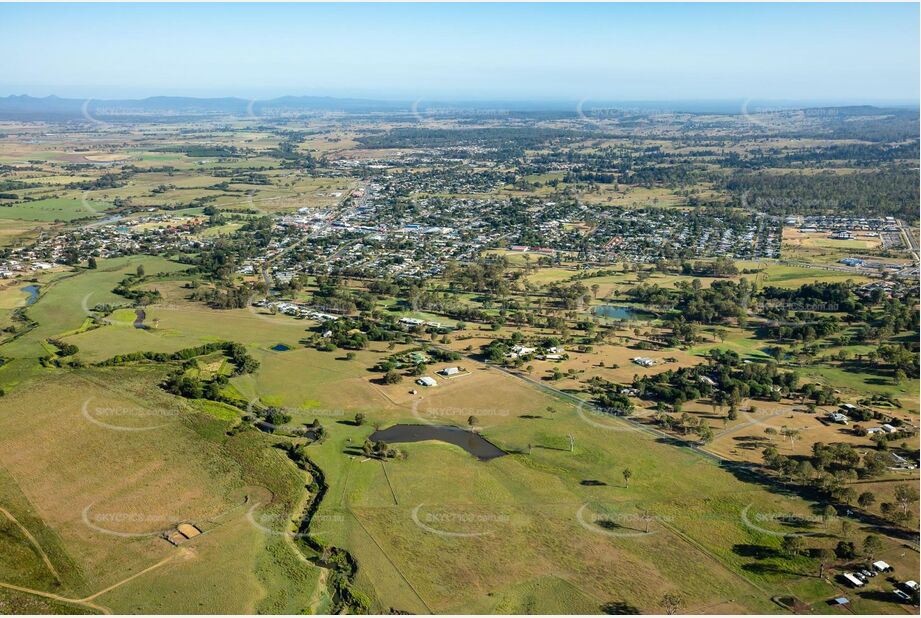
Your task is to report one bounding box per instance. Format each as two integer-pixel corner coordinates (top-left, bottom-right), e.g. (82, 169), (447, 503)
(601, 601), (641, 615)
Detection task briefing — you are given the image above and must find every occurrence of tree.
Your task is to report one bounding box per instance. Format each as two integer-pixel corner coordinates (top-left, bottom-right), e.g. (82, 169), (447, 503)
(839, 519), (853, 541)
(894, 484), (919, 516)
(862, 534), (883, 561)
(727, 403), (738, 421)
(872, 433), (888, 451)
(857, 491), (876, 509)
(696, 423), (714, 444)
(837, 487), (855, 506)
(661, 593), (681, 615)
(136, 264), (145, 278)
(354, 412), (365, 426)
(87, 256), (97, 269)
(383, 369), (403, 385)
(821, 505), (837, 528)
(622, 468), (633, 487)
(835, 540), (856, 559)
(781, 534), (805, 557)
(780, 426), (800, 450)
(815, 547), (834, 579)
(467, 415), (478, 430)
(345, 351), (356, 361)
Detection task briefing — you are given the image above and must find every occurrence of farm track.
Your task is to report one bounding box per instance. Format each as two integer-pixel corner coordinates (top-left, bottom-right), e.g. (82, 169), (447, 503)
(0, 552), (178, 615)
(0, 505), (61, 583)
(346, 505), (434, 614)
(710, 406), (790, 440)
(417, 342), (921, 599)
(424, 340), (724, 464)
(0, 581), (110, 614)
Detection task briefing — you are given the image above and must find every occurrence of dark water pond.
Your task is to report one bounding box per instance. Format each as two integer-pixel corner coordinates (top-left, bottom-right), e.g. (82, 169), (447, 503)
(21, 285), (39, 306)
(133, 309), (147, 329)
(271, 343), (291, 352)
(592, 305), (638, 320)
(369, 424), (507, 461)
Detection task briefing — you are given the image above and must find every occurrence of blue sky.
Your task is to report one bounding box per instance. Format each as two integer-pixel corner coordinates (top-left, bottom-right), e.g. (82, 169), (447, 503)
(1, 3), (918, 103)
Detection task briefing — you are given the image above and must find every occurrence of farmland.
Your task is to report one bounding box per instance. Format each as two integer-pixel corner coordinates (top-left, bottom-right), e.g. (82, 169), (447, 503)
(0, 99), (917, 615)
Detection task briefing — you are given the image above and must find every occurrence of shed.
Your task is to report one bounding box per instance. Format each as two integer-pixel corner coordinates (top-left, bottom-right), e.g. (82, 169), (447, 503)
(416, 377), (437, 387)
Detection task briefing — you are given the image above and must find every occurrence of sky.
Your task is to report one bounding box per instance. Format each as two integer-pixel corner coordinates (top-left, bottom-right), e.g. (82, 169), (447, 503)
(0, 3), (918, 104)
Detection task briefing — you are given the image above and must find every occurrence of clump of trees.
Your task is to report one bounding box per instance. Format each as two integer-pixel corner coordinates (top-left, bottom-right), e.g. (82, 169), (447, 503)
(361, 439), (402, 460)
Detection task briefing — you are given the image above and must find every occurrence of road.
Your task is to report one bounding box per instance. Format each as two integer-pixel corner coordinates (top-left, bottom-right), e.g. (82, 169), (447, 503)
(258, 183), (369, 289)
(419, 339), (725, 464)
(898, 219), (919, 263)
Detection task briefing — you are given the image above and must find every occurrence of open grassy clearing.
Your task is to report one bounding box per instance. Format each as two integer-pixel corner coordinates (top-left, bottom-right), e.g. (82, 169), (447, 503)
(2, 256), (190, 358)
(289, 362), (903, 614)
(0, 219), (50, 247)
(799, 365), (920, 414)
(0, 198), (113, 222)
(0, 366), (321, 613)
(0, 110), (916, 614)
(51, 265), (913, 612)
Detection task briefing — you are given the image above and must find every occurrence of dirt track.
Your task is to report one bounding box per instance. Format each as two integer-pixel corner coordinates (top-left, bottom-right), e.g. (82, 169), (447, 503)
(0, 552), (179, 614)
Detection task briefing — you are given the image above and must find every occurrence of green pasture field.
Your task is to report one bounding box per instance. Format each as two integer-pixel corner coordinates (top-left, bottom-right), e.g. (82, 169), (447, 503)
(0, 256), (190, 358)
(0, 198), (113, 222)
(688, 326), (775, 361)
(194, 222), (244, 238)
(800, 364), (920, 413)
(757, 264), (872, 288)
(0, 366), (321, 614)
(0, 219), (51, 247)
(295, 364), (903, 614)
(0, 246), (914, 613)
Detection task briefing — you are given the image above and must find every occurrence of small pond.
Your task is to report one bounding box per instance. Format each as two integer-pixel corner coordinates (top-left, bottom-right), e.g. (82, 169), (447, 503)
(592, 305), (639, 320)
(369, 424), (507, 461)
(21, 285), (39, 306)
(271, 343), (291, 352)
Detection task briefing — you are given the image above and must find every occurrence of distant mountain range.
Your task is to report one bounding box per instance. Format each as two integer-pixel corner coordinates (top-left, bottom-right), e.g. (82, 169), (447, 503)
(0, 94), (916, 122)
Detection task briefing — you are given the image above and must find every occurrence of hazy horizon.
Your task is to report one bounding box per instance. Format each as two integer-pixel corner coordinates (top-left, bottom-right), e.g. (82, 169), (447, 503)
(1, 3), (918, 103)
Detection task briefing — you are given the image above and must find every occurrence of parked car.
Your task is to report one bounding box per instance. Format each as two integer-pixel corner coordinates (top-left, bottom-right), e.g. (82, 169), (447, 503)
(872, 560), (893, 573)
